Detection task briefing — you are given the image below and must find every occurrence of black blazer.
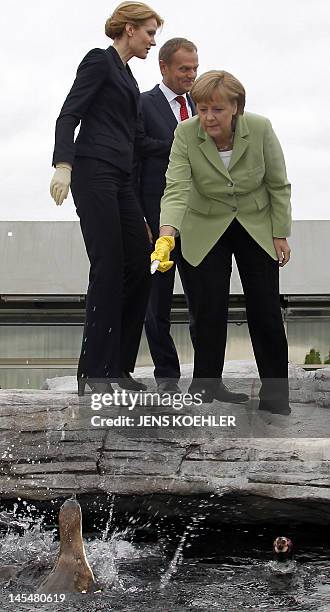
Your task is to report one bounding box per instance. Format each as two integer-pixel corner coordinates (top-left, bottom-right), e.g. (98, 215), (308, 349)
(138, 85), (195, 234)
(52, 47), (171, 173)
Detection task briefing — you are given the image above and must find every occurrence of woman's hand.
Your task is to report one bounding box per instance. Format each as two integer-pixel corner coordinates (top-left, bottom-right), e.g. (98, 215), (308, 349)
(50, 163), (72, 206)
(151, 235), (175, 273)
(273, 238), (291, 267)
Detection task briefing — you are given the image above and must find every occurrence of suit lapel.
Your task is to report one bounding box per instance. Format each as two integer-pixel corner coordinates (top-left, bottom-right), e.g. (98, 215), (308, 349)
(198, 123), (231, 179)
(197, 114), (249, 177)
(125, 62), (140, 96)
(151, 86), (178, 131)
(228, 114), (249, 171)
(187, 93), (196, 116)
(149, 87), (196, 129)
(106, 46), (140, 101)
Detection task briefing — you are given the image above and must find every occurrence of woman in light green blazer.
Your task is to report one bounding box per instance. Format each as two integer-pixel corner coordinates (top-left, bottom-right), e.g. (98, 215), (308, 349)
(151, 70), (292, 415)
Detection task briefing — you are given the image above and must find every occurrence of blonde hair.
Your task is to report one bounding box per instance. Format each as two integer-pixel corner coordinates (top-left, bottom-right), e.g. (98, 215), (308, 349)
(190, 70), (246, 115)
(105, 1), (163, 40)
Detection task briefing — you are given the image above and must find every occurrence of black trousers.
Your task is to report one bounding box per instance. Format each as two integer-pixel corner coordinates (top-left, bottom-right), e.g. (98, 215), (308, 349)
(71, 157), (151, 379)
(180, 219), (289, 400)
(145, 237), (195, 383)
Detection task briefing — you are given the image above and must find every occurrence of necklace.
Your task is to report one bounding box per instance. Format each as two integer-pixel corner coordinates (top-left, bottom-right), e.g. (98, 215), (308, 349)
(216, 132), (234, 152)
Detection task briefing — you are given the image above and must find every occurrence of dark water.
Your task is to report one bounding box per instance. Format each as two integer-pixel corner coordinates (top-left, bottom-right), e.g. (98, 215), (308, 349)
(0, 511), (329, 612)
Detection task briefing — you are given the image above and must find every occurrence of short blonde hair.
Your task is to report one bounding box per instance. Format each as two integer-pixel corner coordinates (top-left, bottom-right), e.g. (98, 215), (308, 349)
(105, 1), (163, 39)
(190, 70), (246, 115)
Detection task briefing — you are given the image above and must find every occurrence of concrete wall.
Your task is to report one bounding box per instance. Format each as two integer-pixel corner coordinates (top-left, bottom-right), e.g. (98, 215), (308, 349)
(0, 220), (329, 296)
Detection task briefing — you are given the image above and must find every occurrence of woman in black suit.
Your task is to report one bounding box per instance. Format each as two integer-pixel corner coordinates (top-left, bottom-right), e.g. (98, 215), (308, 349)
(50, 2), (169, 395)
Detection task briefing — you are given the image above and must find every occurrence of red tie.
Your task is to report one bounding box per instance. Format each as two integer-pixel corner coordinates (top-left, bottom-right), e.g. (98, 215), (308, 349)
(175, 95), (189, 121)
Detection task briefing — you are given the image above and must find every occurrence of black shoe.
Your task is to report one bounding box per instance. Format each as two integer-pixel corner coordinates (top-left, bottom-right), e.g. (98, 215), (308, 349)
(258, 399), (291, 415)
(117, 372), (147, 392)
(214, 382), (249, 404)
(77, 378), (114, 396)
(157, 381), (181, 394)
(188, 381), (249, 404)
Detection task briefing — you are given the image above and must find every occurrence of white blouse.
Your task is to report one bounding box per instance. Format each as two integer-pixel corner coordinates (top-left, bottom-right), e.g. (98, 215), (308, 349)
(218, 149), (232, 169)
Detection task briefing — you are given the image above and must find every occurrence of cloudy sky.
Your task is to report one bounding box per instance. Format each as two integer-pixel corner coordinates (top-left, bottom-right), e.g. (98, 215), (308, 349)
(1, 0), (329, 221)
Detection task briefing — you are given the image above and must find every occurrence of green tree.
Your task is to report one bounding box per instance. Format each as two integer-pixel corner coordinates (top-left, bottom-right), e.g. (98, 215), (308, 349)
(304, 348), (322, 365)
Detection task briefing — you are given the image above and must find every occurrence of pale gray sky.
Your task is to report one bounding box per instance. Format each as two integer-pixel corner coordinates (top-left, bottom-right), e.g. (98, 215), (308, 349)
(1, 0), (329, 220)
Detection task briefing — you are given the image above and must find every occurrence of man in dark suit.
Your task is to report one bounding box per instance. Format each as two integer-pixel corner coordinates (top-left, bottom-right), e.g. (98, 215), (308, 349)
(138, 38), (199, 393)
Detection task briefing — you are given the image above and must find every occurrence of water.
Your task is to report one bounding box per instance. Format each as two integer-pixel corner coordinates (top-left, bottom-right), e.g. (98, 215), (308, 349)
(0, 507), (329, 612)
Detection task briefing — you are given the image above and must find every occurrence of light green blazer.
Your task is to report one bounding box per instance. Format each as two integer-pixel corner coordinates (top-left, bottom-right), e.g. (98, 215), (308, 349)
(159, 112), (291, 266)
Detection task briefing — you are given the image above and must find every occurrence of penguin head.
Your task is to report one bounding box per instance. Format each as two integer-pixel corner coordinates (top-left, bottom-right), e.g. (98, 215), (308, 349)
(273, 536), (293, 561)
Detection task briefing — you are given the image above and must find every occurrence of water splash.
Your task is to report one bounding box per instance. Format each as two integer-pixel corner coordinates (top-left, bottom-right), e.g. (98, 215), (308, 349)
(0, 520), (57, 566)
(266, 559), (297, 575)
(0, 506), (145, 593)
(160, 516), (201, 589)
(85, 530), (144, 590)
(102, 495), (116, 542)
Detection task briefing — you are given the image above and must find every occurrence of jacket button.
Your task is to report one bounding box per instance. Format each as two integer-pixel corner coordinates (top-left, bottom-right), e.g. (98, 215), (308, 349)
(232, 206), (237, 212)
(227, 181), (233, 187)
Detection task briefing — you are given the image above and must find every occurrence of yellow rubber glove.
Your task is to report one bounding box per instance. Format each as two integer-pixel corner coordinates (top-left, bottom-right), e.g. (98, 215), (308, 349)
(151, 236), (175, 272)
(50, 163), (72, 206)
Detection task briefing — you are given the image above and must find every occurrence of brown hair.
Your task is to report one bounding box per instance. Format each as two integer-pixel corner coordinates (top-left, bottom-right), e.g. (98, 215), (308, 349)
(105, 1), (163, 39)
(190, 70), (246, 115)
(158, 37), (197, 64)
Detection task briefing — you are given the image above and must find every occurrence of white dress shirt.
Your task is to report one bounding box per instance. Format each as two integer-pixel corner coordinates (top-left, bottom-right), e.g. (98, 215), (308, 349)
(158, 81), (193, 122)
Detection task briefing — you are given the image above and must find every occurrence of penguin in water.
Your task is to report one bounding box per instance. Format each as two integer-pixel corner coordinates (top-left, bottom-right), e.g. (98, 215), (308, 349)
(37, 497), (95, 594)
(268, 536), (296, 575)
(273, 536), (293, 562)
